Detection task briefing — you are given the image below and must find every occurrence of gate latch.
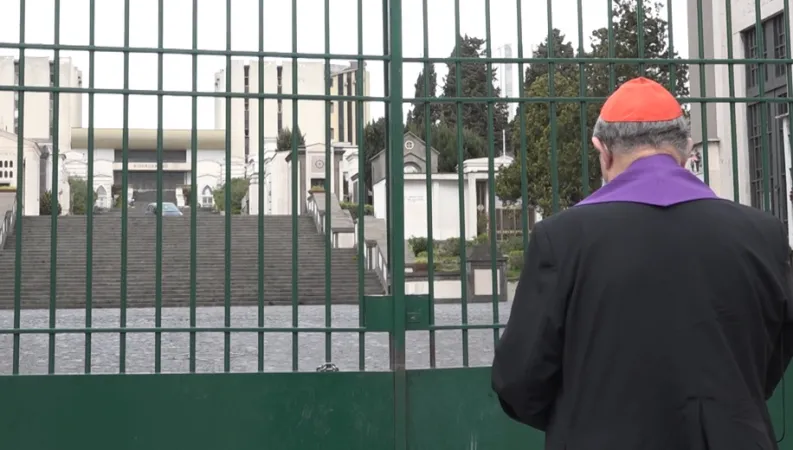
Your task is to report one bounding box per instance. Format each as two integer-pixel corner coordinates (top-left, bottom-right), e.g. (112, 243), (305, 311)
(363, 295), (431, 332)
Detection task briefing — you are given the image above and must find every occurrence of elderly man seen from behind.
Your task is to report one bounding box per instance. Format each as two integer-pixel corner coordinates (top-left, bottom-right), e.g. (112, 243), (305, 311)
(492, 77), (793, 450)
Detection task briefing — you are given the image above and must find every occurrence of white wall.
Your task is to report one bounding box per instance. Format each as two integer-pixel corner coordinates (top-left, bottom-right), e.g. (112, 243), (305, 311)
(374, 175), (476, 240)
(214, 60), (370, 153)
(266, 151), (291, 215)
(0, 131), (40, 215)
(0, 58), (14, 134)
(0, 56), (81, 142)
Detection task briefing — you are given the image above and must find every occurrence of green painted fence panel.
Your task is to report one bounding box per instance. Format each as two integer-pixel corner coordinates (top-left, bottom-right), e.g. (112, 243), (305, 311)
(0, 0), (790, 448)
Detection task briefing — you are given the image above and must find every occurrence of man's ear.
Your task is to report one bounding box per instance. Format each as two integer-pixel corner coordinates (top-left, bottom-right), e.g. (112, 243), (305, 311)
(592, 137), (611, 169)
(684, 138), (695, 167)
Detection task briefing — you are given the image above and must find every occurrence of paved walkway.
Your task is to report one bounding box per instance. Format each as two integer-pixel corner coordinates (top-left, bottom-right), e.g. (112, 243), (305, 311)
(0, 284), (516, 374)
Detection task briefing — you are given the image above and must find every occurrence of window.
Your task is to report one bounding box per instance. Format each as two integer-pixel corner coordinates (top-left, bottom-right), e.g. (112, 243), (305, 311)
(743, 16), (789, 225)
(310, 178), (325, 189)
(277, 66), (283, 132)
(772, 15), (786, 77)
(404, 162), (421, 173)
(95, 186), (108, 209)
(244, 66), (250, 159)
(201, 186), (213, 208)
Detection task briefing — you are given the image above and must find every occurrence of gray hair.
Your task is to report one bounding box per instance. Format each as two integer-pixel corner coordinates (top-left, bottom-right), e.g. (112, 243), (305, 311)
(592, 116), (691, 158)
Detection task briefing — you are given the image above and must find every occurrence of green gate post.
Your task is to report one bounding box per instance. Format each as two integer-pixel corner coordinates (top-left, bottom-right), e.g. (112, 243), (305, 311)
(386, 0), (407, 447)
(12, 0), (26, 377)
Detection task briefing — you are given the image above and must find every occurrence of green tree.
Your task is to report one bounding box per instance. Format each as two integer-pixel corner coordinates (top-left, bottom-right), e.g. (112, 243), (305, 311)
(68, 176), (96, 215)
(406, 63), (441, 130)
(361, 117), (387, 199)
(511, 74), (601, 216)
(440, 35), (510, 147)
(494, 158), (523, 205)
(276, 126), (306, 151)
(523, 28), (578, 92)
(39, 190), (62, 216)
(213, 177), (250, 214)
(588, 0), (689, 99)
(410, 123), (487, 173)
(500, 0), (688, 214)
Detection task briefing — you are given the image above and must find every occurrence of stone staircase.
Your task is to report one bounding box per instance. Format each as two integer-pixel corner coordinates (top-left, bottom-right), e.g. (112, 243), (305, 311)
(0, 214), (384, 309)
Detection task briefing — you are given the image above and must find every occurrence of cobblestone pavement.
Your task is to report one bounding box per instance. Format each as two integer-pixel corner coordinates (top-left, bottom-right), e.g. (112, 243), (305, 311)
(0, 285), (516, 375)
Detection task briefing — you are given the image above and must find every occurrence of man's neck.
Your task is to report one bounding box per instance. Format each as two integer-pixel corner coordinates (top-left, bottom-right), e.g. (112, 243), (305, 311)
(610, 148), (681, 179)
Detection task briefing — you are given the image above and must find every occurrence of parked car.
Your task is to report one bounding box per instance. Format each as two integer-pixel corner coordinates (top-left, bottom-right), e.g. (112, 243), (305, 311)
(145, 202), (182, 216)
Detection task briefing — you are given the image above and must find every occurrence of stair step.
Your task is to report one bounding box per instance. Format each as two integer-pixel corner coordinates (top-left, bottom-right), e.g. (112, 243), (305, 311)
(0, 215), (386, 310)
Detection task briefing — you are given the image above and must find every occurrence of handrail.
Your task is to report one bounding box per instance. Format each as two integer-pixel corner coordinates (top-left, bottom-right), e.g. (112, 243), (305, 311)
(0, 197), (17, 252)
(372, 241), (389, 292)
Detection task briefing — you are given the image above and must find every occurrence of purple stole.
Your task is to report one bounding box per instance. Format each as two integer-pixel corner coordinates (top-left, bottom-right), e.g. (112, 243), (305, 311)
(576, 154), (718, 207)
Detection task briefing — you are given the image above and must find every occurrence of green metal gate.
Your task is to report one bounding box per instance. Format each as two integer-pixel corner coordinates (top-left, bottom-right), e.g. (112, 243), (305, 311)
(0, 0), (790, 448)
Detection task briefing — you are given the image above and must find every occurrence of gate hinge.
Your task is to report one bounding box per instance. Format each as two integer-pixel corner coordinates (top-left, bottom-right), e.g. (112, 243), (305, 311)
(362, 295), (431, 332)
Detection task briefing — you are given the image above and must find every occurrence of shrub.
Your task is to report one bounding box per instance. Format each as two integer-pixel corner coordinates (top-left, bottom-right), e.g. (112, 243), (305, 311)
(213, 178), (249, 214)
(339, 202), (374, 221)
(507, 250), (524, 273)
(68, 177), (96, 215)
(438, 237), (463, 257)
(498, 235), (525, 255)
(39, 191), (62, 216)
(181, 185), (192, 206)
(408, 236), (429, 257)
(477, 211), (489, 235)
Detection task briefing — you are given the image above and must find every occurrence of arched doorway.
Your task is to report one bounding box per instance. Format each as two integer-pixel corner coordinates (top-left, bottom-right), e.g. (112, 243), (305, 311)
(201, 186), (214, 208)
(95, 185), (108, 209)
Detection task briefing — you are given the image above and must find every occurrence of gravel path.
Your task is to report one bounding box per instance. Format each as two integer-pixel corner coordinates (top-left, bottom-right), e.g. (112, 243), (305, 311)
(0, 284), (516, 375)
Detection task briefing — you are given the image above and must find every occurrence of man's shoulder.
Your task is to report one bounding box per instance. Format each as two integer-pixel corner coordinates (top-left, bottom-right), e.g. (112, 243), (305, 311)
(537, 199), (784, 237)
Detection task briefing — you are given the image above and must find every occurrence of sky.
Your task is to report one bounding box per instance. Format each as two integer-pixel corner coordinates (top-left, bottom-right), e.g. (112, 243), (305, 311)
(0, 0), (689, 131)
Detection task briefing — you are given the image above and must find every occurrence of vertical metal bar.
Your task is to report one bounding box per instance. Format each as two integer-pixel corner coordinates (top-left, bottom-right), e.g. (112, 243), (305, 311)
(783, 0), (793, 217)
(189, 0), (199, 373)
(577, 0), (589, 197)
(725, 0), (740, 202)
(323, 0), (333, 364)
(778, 9), (792, 436)
(382, 0), (391, 302)
(224, 0), (233, 373)
(356, 0), (366, 371)
(607, 0), (616, 91)
(154, 0), (164, 374)
(547, 0), (559, 213)
(257, 0), (266, 373)
(119, 0), (130, 374)
(754, 0), (770, 211)
(290, 0), (300, 372)
(484, 0), (499, 346)
(516, 0), (529, 251)
(421, 0), (436, 368)
(12, 0), (26, 376)
(452, 0), (469, 368)
(666, 0), (677, 91)
(637, 0), (645, 75)
(49, 0), (61, 375)
(84, 0), (95, 374)
(386, 0), (406, 446)
(696, 0), (710, 185)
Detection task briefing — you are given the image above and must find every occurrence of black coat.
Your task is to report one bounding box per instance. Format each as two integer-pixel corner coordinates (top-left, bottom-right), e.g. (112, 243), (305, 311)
(492, 199), (793, 450)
